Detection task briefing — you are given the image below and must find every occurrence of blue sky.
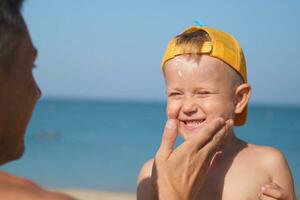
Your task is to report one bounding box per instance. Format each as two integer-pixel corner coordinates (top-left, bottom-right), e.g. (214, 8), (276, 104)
(23, 0), (300, 105)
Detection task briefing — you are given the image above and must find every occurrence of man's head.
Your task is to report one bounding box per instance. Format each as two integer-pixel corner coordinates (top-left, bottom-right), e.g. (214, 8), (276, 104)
(0, 0), (25, 67)
(161, 26), (251, 139)
(0, 0), (41, 164)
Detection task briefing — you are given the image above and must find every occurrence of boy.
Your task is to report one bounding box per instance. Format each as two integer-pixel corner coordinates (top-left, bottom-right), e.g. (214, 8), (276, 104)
(137, 25), (297, 200)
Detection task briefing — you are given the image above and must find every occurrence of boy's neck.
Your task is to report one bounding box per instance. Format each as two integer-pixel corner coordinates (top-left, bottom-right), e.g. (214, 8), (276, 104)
(218, 129), (242, 153)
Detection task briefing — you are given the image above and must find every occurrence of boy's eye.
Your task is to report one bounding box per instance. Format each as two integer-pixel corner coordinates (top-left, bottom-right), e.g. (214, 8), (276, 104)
(168, 92), (182, 97)
(197, 91), (210, 95)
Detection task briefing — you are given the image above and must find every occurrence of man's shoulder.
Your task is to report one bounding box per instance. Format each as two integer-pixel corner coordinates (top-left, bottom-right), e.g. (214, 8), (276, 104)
(0, 171), (75, 200)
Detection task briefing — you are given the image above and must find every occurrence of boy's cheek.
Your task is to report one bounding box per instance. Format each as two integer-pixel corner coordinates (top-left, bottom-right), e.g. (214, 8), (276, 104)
(166, 100), (181, 119)
(204, 100), (232, 120)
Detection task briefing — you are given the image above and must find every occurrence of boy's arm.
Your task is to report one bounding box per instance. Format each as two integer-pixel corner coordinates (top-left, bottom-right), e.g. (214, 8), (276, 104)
(137, 159), (157, 200)
(263, 148), (297, 200)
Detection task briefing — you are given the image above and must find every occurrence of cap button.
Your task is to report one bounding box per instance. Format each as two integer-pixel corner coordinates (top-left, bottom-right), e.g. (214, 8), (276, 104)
(194, 20), (206, 27)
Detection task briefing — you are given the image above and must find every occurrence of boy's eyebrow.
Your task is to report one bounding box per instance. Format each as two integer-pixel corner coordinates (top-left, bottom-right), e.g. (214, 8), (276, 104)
(166, 87), (182, 91)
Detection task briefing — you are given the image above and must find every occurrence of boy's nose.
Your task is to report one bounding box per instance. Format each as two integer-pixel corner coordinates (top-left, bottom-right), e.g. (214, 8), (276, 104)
(182, 99), (198, 116)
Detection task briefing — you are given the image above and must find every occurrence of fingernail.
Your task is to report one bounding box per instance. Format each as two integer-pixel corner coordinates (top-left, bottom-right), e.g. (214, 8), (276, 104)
(166, 119), (177, 130)
(261, 186), (266, 191)
(217, 117), (225, 125)
(227, 119), (234, 127)
(167, 111), (171, 118)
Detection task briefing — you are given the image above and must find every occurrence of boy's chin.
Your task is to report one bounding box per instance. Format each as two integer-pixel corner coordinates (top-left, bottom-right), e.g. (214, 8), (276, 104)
(178, 128), (199, 140)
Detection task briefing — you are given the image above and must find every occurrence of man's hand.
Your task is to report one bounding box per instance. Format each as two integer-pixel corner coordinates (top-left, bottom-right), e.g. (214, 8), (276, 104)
(258, 182), (295, 200)
(152, 117), (233, 200)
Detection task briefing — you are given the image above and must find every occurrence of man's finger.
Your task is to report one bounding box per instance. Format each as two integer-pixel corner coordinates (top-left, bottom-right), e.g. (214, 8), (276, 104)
(198, 119), (233, 154)
(188, 117), (226, 150)
(261, 187), (284, 199)
(156, 119), (178, 160)
(258, 193), (276, 200)
(266, 182), (279, 189)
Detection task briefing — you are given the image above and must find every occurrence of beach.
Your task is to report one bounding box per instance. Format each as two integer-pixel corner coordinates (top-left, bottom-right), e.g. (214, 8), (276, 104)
(56, 189), (135, 200)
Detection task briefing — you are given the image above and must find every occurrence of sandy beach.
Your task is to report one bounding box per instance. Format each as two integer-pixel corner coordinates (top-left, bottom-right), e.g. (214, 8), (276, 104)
(55, 189), (135, 200)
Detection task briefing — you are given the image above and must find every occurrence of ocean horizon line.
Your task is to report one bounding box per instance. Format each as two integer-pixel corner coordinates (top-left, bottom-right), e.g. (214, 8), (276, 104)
(39, 96), (300, 108)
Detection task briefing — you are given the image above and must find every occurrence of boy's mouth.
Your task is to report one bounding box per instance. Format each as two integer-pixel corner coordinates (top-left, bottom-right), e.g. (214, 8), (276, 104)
(180, 119), (206, 130)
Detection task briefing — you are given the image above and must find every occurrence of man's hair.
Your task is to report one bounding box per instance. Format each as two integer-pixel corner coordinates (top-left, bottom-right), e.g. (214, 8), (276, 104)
(0, 0), (25, 66)
(174, 29), (243, 86)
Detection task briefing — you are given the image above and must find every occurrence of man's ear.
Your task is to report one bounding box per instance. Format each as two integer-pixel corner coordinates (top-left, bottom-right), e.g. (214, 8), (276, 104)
(234, 83), (251, 114)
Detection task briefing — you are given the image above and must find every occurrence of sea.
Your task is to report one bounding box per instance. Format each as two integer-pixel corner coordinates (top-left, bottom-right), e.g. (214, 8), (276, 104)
(2, 99), (300, 194)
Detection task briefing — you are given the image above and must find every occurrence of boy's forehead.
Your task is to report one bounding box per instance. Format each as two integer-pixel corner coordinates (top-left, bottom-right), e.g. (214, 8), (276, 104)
(164, 54), (232, 78)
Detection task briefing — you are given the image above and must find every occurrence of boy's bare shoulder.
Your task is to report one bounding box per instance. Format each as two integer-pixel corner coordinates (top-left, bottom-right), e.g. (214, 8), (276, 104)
(138, 158), (154, 182)
(242, 142), (296, 197)
(0, 171), (75, 200)
(242, 143), (286, 166)
(238, 142), (290, 179)
(137, 159), (156, 200)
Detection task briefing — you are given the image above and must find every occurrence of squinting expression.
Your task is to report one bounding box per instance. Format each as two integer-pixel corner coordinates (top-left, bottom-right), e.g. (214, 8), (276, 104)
(164, 55), (236, 140)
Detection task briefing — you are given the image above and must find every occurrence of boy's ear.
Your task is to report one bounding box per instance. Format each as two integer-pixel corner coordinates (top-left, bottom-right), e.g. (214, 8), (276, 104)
(234, 83), (251, 114)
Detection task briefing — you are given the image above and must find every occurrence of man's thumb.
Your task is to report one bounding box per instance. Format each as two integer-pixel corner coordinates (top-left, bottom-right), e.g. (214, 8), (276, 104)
(156, 119), (178, 159)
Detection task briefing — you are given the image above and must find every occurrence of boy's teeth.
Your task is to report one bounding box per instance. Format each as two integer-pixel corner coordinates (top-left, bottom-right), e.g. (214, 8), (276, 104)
(186, 120), (202, 128)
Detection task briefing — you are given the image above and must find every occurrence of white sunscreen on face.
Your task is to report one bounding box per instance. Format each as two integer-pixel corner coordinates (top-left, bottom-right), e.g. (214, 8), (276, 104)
(173, 57), (185, 79)
(177, 70), (182, 77)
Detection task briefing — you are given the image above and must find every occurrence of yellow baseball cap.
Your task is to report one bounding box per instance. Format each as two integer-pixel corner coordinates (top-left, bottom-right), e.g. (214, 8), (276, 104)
(161, 26), (248, 126)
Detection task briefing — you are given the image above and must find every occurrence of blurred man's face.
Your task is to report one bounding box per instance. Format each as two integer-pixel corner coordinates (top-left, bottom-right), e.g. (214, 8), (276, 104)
(0, 23), (41, 164)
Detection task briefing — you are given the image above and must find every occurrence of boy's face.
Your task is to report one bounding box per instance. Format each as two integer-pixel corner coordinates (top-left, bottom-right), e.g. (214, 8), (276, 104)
(164, 54), (236, 140)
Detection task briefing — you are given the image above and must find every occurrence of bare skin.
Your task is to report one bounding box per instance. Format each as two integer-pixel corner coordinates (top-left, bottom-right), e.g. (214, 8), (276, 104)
(139, 141), (296, 200)
(137, 55), (297, 200)
(0, 19), (75, 200)
(0, 172), (73, 200)
(259, 182), (294, 200)
(142, 117), (234, 200)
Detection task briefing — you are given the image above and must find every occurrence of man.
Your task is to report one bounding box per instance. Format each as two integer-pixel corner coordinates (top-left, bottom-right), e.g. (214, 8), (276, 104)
(0, 0), (74, 199)
(0, 0), (231, 199)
